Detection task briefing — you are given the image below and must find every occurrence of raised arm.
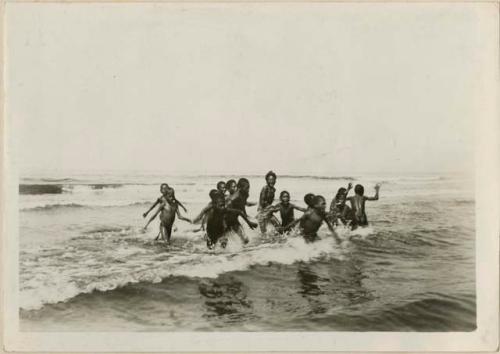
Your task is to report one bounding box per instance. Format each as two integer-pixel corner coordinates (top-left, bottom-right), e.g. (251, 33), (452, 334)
(345, 182), (353, 196)
(365, 184), (380, 201)
(143, 198), (160, 218)
(329, 198), (336, 214)
(226, 208), (258, 229)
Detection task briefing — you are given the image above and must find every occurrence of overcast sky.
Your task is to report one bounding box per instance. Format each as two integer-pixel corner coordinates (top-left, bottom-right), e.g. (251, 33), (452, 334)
(6, 3), (492, 176)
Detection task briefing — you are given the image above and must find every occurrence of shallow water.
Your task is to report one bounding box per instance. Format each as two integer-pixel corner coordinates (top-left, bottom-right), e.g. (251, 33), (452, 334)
(19, 173), (475, 331)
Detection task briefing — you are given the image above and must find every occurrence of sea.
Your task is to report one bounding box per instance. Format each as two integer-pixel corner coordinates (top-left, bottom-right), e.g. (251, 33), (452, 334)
(18, 173), (476, 331)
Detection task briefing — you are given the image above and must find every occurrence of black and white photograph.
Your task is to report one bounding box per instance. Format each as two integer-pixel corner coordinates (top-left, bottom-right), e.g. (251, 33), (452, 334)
(2, 1), (498, 352)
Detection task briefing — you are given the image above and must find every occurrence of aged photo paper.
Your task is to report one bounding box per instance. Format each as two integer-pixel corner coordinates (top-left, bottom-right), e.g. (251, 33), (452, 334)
(2, 1), (499, 352)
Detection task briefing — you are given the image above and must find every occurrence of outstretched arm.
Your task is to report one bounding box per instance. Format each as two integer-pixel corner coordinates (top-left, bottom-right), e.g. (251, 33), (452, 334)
(175, 199), (188, 213)
(192, 203), (212, 224)
(365, 184), (380, 201)
(143, 199), (160, 218)
(324, 215), (342, 243)
(201, 213), (208, 231)
(264, 204), (281, 214)
(144, 206), (161, 229)
(291, 203), (307, 213)
(282, 219), (301, 232)
(176, 208), (192, 223)
(282, 212), (306, 232)
(227, 208), (258, 229)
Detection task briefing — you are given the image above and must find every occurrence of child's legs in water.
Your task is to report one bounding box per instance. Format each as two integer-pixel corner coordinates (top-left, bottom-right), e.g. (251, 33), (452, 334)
(257, 212), (268, 233)
(230, 223), (249, 244)
(351, 214), (368, 230)
(303, 232), (319, 243)
(258, 213), (280, 234)
(161, 222), (173, 243)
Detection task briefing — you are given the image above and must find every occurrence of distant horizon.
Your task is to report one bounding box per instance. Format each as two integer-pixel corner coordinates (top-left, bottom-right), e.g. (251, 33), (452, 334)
(19, 168), (473, 179)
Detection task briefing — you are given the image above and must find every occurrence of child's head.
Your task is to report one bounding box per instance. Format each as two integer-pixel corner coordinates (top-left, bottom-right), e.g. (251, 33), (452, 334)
(280, 190), (290, 204)
(160, 183), (169, 194)
(237, 178), (250, 193)
(216, 181), (226, 193)
(165, 189), (175, 202)
(312, 195), (326, 211)
(304, 193), (316, 207)
(335, 187), (347, 202)
(226, 179), (237, 194)
(354, 184), (364, 196)
(265, 170), (277, 187)
(213, 195), (226, 210)
(209, 189), (220, 201)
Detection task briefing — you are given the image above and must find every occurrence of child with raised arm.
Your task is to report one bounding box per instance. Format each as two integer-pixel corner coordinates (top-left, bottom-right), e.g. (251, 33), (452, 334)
(204, 194), (258, 249)
(143, 192), (191, 244)
(347, 183), (380, 230)
(226, 178), (254, 244)
(257, 171), (277, 233)
(142, 183), (187, 219)
(282, 195), (340, 243)
(329, 182), (353, 226)
(264, 191), (306, 234)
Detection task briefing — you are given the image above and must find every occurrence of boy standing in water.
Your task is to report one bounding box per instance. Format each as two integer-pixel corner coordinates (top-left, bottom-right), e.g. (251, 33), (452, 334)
(264, 191), (307, 233)
(347, 184), (380, 230)
(143, 192), (192, 244)
(257, 171), (277, 233)
(282, 195), (340, 243)
(143, 183), (187, 218)
(329, 183), (353, 226)
(203, 194), (258, 249)
(226, 178), (254, 244)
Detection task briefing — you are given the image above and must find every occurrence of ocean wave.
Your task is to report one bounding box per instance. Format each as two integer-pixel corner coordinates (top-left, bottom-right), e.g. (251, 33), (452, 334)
(20, 203), (88, 212)
(365, 293), (476, 331)
(20, 201), (151, 212)
(280, 175), (354, 181)
(19, 234), (346, 311)
(89, 184), (123, 190)
(40, 178), (80, 183)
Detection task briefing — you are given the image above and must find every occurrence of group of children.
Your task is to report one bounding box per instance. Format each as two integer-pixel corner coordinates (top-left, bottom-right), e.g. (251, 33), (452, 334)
(142, 172), (381, 249)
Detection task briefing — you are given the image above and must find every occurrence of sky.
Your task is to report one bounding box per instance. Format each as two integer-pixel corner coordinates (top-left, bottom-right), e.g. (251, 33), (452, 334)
(6, 2), (493, 176)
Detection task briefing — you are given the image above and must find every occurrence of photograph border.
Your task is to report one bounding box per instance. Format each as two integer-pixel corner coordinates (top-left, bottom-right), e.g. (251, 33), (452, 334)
(2, 1), (499, 352)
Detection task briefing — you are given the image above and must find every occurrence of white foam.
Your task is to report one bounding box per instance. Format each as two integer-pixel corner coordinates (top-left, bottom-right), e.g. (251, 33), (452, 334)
(19, 231), (346, 311)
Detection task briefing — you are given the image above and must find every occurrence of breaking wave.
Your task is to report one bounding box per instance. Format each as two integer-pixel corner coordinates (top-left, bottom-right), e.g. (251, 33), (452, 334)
(19, 232), (347, 311)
